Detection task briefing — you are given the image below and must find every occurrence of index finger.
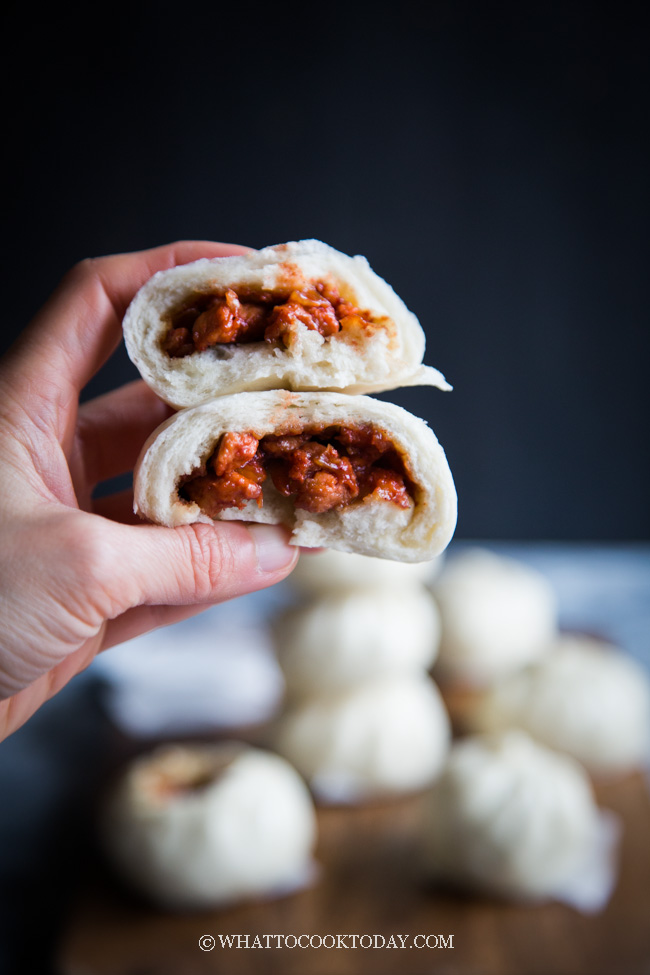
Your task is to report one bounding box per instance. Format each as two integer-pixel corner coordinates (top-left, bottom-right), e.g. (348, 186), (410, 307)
(7, 240), (252, 397)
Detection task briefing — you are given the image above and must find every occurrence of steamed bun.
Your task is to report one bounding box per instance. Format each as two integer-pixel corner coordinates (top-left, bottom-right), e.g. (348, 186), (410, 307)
(102, 743), (317, 909)
(433, 549), (557, 685)
(423, 731), (618, 911)
(273, 675), (450, 803)
(274, 587), (441, 700)
(470, 635), (650, 775)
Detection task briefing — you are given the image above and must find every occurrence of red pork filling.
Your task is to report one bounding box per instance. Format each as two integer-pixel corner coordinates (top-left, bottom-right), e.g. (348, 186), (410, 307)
(180, 425), (414, 516)
(162, 281), (379, 357)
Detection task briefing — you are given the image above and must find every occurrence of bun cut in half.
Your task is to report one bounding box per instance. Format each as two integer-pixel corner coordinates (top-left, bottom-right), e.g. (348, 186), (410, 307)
(134, 391), (457, 562)
(123, 240), (450, 408)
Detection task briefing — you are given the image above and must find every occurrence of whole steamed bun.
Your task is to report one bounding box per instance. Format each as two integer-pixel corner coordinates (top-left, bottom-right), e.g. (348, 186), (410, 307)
(423, 731), (619, 911)
(470, 635), (650, 775)
(432, 548), (557, 685)
(274, 587), (441, 700)
(102, 743), (317, 909)
(274, 675), (450, 803)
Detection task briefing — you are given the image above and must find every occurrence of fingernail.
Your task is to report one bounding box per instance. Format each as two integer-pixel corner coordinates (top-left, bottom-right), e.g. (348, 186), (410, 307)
(248, 524), (296, 573)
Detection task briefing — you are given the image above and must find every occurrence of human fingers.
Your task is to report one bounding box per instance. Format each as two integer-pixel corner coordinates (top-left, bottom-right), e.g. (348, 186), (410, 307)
(73, 380), (172, 492)
(3, 241), (251, 440)
(67, 240), (251, 326)
(96, 520), (298, 613)
(0, 598), (233, 739)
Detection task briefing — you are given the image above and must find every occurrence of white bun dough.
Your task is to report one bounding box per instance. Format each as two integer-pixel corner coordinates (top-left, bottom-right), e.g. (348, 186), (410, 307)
(470, 635), (650, 775)
(102, 743), (317, 910)
(423, 732), (619, 911)
(290, 548), (442, 594)
(432, 549), (557, 685)
(275, 588), (441, 700)
(273, 675), (450, 803)
(123, 239), (450, 408)
(134, 391), (457, 562)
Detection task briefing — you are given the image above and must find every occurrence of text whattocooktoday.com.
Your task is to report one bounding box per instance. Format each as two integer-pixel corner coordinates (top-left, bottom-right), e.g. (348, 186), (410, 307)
(198, 933), (454, 951)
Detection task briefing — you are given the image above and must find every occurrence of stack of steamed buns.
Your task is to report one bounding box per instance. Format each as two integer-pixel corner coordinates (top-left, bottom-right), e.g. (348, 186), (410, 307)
(430, 548), (650, 779)
(267, 546), (649, 911)
(270, 549), (450, 803)
(423, 548), (649, 908)
(101, 545), (650, 913)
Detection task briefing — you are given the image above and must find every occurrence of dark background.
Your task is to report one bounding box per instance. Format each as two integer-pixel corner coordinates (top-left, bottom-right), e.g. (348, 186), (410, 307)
(4, 3), (649, 540)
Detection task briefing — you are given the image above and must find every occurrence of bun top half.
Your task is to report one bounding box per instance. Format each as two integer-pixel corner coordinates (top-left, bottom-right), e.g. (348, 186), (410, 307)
(123, 239), (450, 408)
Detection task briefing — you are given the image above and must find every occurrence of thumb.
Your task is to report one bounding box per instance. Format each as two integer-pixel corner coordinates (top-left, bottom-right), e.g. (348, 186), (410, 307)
(102, 520), (299, 609)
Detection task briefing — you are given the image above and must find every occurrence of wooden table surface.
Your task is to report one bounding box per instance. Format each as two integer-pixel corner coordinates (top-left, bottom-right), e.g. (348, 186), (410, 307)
(59, 772), (650, 975)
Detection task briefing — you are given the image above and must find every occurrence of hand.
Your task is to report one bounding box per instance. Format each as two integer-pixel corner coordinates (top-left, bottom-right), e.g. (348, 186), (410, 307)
(0, 241), (299, 739)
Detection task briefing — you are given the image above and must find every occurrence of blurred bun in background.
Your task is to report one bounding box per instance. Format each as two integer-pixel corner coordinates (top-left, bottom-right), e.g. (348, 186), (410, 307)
(468, 634), (650, 776)
(274, 587), (441, 701)
(273, 675), (451, 804)
(422, 731), (620, 912)
(102, 743), (317, 910)
(432, 548), (558, 686)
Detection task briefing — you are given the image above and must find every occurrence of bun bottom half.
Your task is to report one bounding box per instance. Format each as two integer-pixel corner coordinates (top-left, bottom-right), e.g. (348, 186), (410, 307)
(134, 391), (457, 562)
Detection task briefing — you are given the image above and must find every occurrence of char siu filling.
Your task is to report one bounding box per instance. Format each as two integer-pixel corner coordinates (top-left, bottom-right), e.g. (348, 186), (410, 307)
(179, 425), (414, 516)
(162, 281), (379, 357)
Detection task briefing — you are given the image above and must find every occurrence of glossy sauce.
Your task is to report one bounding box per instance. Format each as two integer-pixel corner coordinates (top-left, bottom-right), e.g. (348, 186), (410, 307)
(180, 425), (413, 515)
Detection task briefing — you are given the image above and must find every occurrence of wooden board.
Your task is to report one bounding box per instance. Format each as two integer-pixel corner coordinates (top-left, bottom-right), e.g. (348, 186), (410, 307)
(59, 773), (650, 975)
